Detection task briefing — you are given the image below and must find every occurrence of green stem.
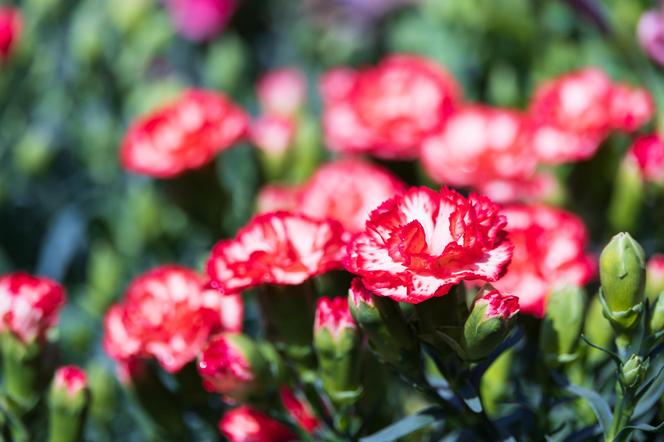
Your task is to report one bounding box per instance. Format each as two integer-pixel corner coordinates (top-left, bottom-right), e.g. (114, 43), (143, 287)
(606, 387), (634, 442)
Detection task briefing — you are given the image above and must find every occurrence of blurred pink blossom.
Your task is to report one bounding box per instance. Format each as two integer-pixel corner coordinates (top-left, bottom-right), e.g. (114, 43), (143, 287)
(638, 10), (664, 66)
(165, 0), (237, 42)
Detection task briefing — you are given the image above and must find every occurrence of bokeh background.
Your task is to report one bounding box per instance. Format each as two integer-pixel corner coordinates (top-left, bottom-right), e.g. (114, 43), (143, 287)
(1, 0), (662, 439)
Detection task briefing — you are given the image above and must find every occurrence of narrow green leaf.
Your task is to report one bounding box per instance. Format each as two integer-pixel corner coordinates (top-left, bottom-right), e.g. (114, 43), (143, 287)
(359, 407), (441, 442)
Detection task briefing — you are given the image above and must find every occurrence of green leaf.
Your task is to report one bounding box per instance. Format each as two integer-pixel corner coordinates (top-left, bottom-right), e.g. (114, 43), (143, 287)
(359, 407), (442, 442)
(615, 421), (664, 438)
(552, 372), (612, 437)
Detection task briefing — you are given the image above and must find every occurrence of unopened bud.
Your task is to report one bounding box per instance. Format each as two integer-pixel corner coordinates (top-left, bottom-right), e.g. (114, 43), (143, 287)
(599, 233), (646, 330)
(463, 289), (519, 361)
(650, 293), (664, 335)
(540, 285), (586, 367)
(620, 355), (649, 389)
(48, 366), (90, 442)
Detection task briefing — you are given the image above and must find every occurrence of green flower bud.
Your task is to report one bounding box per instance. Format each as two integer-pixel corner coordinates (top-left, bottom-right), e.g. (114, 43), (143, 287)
(540, 285), (586, 367)
(314, 297), (361, 405)
(599, 233), (646, 330)
(48, 366), (90, 442)
(348, 279), (421, 380)
(649, 293), (664, 335)
(620, 355), (649, 389)
(583, 295), (614, 367)
(463, 289), (519, 361)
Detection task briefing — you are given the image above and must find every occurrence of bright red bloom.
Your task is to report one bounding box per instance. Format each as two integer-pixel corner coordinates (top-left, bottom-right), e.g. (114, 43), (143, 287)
(609, 84), (654, 132)
(54, 366), (88, 398)
(256, 184), (301, 214)
(250, 115), (296, 155)
(103, 266), (235, 374)
(207, 212), (347, 293)
(279, 388), (320, 434)
(0, 7), (20, 62)
(474, 289), (519, 320)
(493, 205), (595, 317)
(257, 68), (307, 117)
(0, 273), (65, 343)
(219, 406), (296, 442)
(314, 296), (356, 338)
(120, 89), (248, 178)
(297, 158), (406, 232)
(165, 0), (237, 41)
(627, 133), (664, 183)
(420, 105), (537, 202)
(197, 334), (257, 398)
(321, 55), (460, 159)
(345, 187), (513, 304)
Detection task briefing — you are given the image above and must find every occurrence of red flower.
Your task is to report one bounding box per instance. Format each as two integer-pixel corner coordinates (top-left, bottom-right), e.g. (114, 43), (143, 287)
(627, 133), (664, 183)
(219, 406), (296, 442)
(314, 296), (356, 338)
(257, 68), (307, 117)
(250, 115), (296, 155)
(474, 289), (520, 320)
(165, 0), (237, 42)
(256, 184), (301, 214)
(0, 7), (20, 62)
(420, 105), (537, 202)
(0, 273), (65, 343)
(207, 212), (347, 293)
(609, 84), (654, 132)
(297, 158), (406, 232)
(120, 89), (248, 178)
(103, 265), (236, 374)
(493, 205), (595, 317)
(53, 365), (88, 398)
(279, 388), (320, 434)
(197, 334), (256, 397)
(321, 55), (460, 159)
(345, 187), (513, 304)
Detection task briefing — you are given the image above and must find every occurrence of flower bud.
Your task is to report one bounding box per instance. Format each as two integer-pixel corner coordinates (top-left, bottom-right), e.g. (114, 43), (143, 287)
(620, 355), (649, 389)
(539, 285), (586, 367)
(348, 278), (421, 379)
(463, 289), (519, 361)
(599, 233), (646, 330)
(313, 297), (360, 404)
(279, 388), (320, 434)
(198, 333), (275, 402)
(583, 295), (614, 367)
(646, 254), (664, 302)
(649, 293), (664, 335)
(219, 406), (296, 442)
(48, 366), (90, 442)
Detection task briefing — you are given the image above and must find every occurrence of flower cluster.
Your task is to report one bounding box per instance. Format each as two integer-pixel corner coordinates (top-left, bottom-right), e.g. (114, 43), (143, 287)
(120, 89), (248, 178)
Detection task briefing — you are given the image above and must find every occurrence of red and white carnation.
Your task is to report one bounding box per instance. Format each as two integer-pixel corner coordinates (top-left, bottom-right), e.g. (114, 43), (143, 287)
(314, 296), (356, 338)
(256, 184), (301, 214)
(0, 272), (66, 343)
(54, 365), (88, 397)
(257, 68), (307, 117)
(627, 133), (664, 184)
(207, 212), (347, 293)
(120, 89), (248, 178)
(197, 334), (255, 397)
(321, 55), (460, 159)
(493, 205), (595, 317)
(345, 187), (513, 304)
(219, 406), (296, 442)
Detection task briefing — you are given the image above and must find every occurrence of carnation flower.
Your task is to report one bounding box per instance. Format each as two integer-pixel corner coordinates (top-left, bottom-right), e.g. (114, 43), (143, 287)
(120, 89), (248, 178)
(257, 68), (307, 117)
(345, 187), (513, 304)
(0, 7), (20, 62)
(197, 334), (257, 398)
(0, 272), (66, 343)
(53, 366), (88, 398)
(219, 406), (296, 442)
(609, 84), (654, 132)
(627, 133), (664, 184)
(207, 212), (347, 293)
(256, 185), (301, 214)
(250, 116), (296, 156)
(297, 158), (406, 232)
(279, 388), (320, 434)
(103, 265), (236, 374)
(314, 296), (356, 338)
(165, 0), (237, 42)
(492, 205), (595, 317)
(420, 105), (537, 201)
(321, 55), (460, 159)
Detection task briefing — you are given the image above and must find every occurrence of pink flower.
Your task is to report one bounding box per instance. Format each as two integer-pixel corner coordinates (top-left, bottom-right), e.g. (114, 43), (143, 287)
(207, 212), (347, 293)
(297, 158), (406, 232)
(250, 116), (296, 155)
(314, 296), (356, 338)
(279, 388), (320, 434)
(103, 265), (237, 374)
(0, 7), (20, 62)
(420, 105), (537, 201)
(474, 289), (519, 320)
(321, 55), (460, 159)
(345, 187), (513, 304)
(638, 10), (664, 66)
(647, 254), (664, 299)
(197, 334), (256, 397)
(165, 0), (237, 42)
(219, 406), (297, 442)
(627, 133), (664, 183)
(492, 205), (595, 317)
(120, 89), (248, 178)
(609, 84), (654, 132)
(0, 273), (66, 343)
(256, 185), (301, 214)
(54, 366), (88, 397)
(257, 68), (307, 117)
